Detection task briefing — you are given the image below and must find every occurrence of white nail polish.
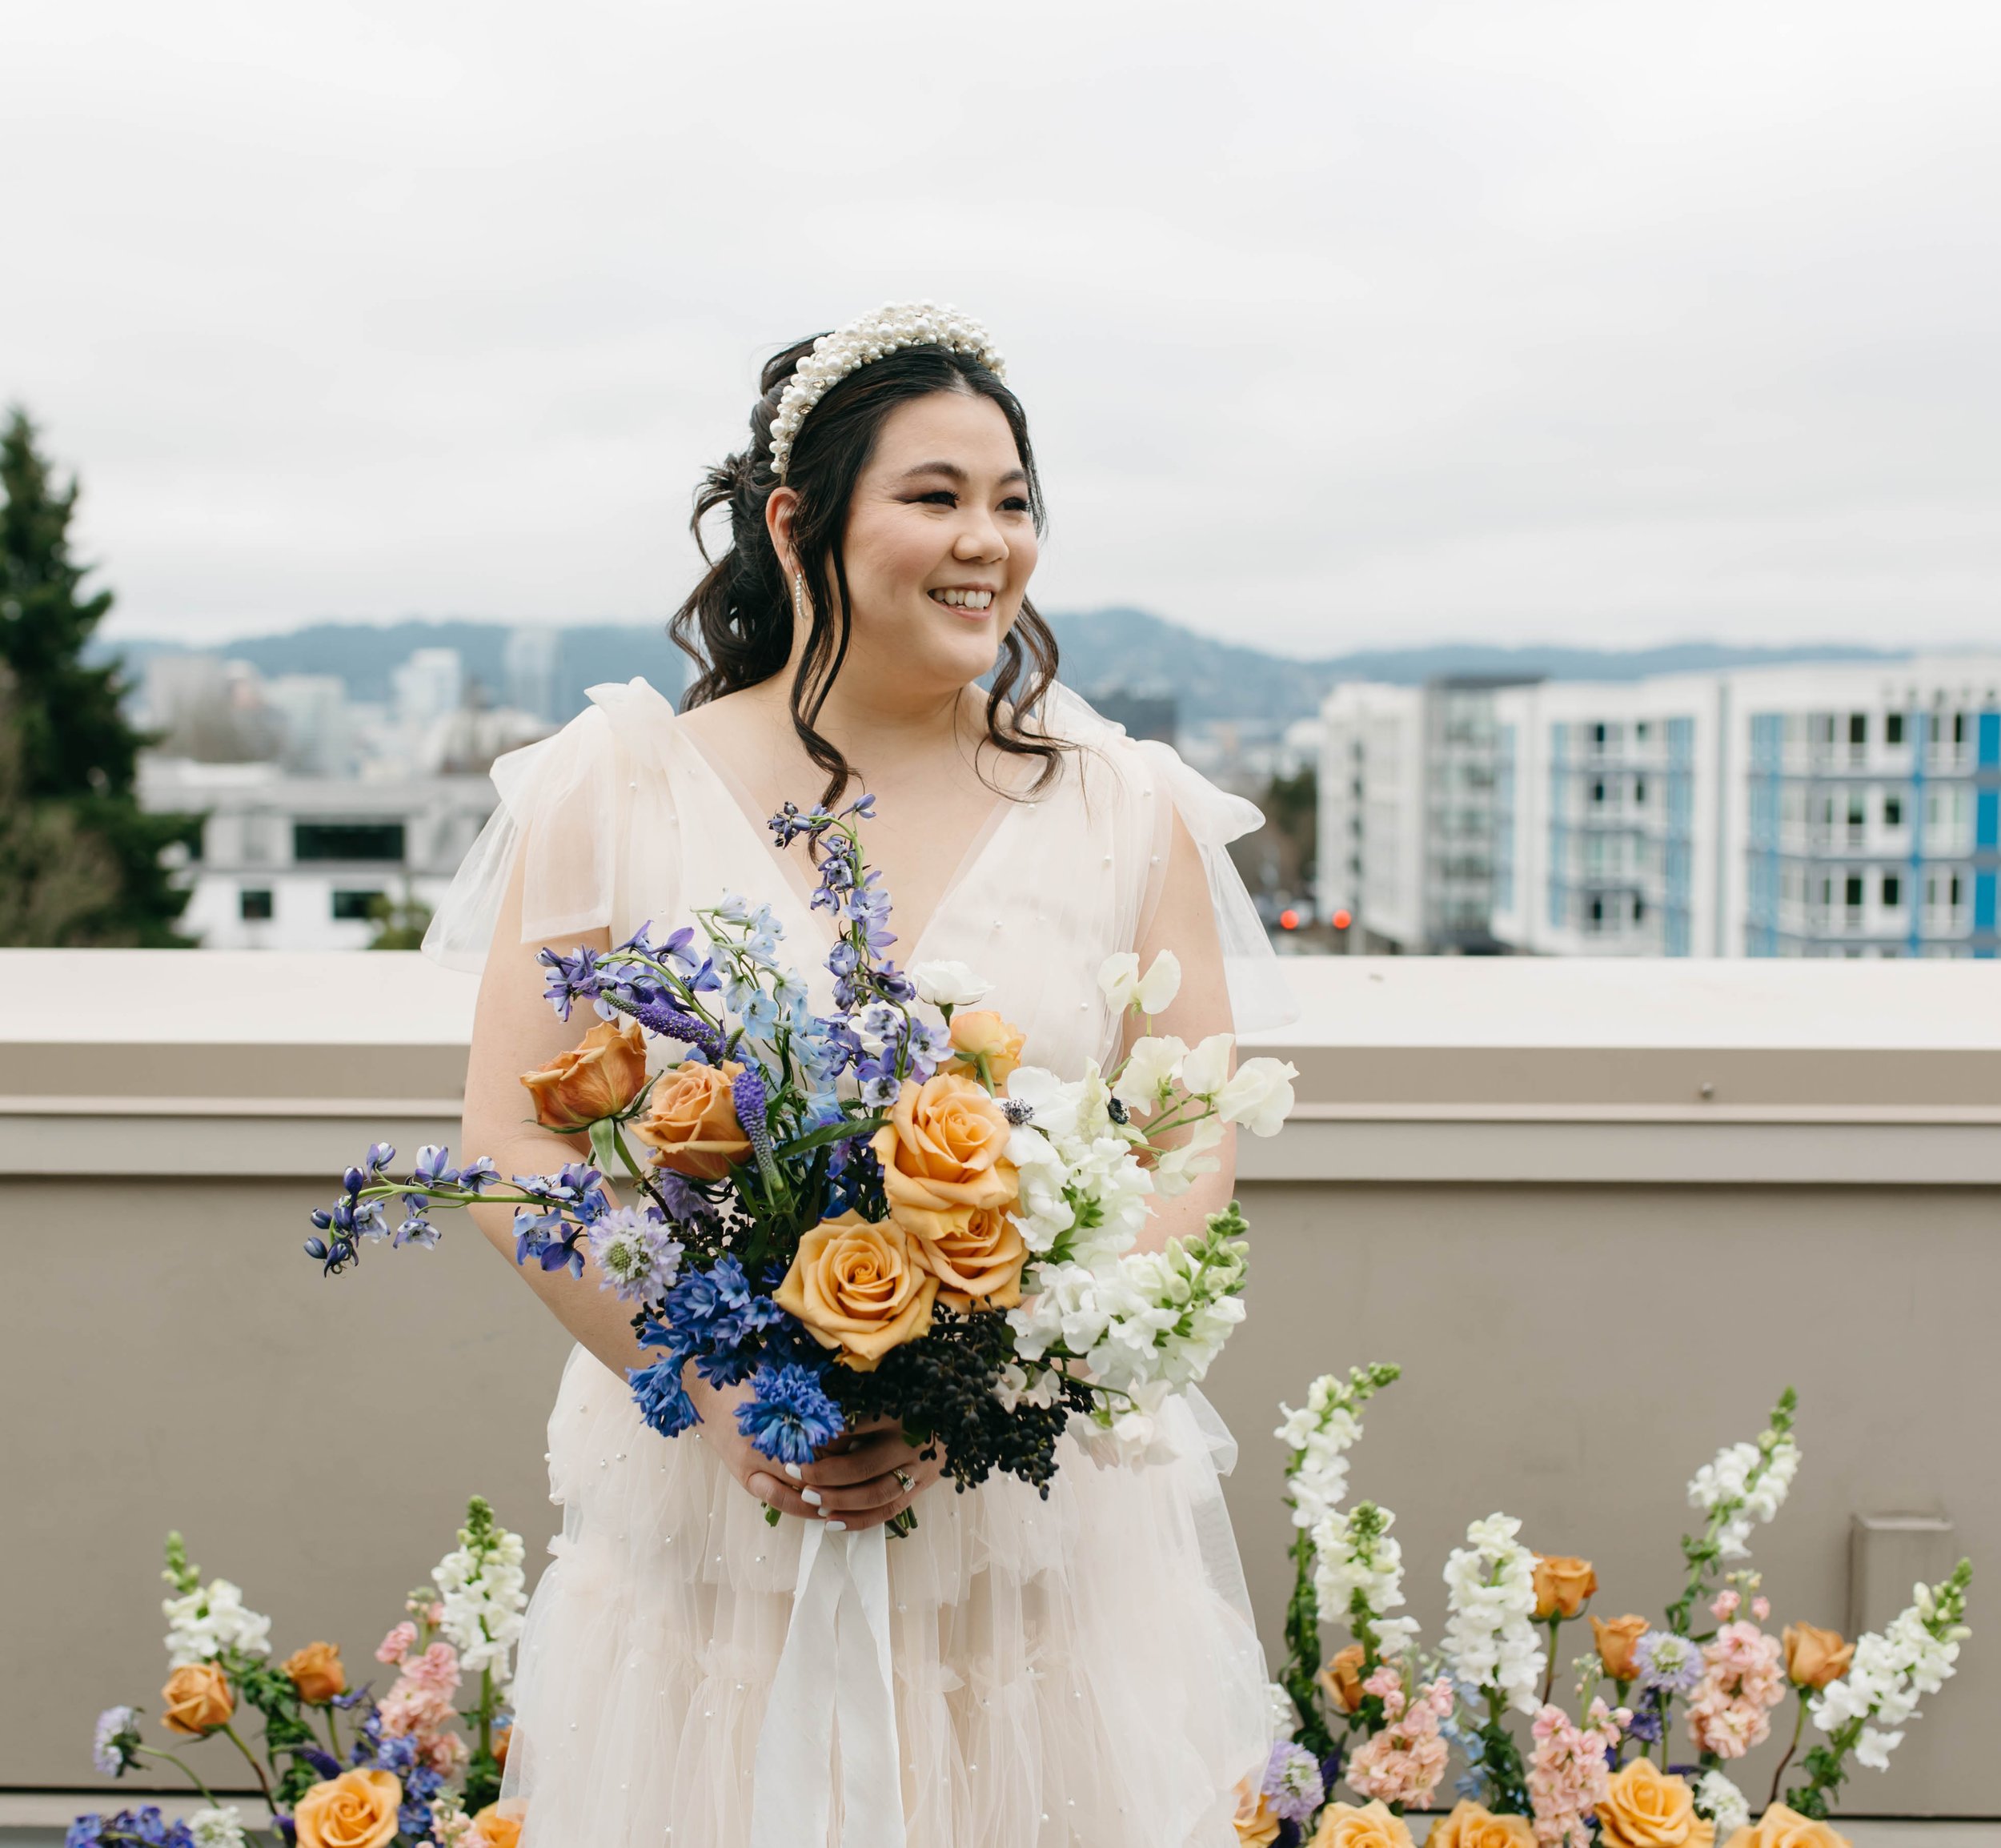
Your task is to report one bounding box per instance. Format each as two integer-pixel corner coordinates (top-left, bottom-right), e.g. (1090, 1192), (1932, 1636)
(826, 1521), (846, 1531)
(783, 1462), (804, 1480)
(800, 1487), (823, 1506)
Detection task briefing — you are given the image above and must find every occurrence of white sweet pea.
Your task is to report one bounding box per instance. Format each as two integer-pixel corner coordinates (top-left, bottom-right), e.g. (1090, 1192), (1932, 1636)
(911, 960), (992, 1008)
(1113, 1035), (1186, 1111)
(1178, 1032), (1235, 1098)
(1151, 1115), (1225, 1197)
(1098, 948), (1181, 1016)
(1217, 1057), (1298, 1136)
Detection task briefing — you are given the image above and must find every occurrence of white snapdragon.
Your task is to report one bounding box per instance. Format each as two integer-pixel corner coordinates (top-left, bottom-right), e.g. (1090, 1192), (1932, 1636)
(1313, 1502), (1417, 1657)
(1442, 1513), (1546, 1714)
(1265, 1681), (1304, 1744)
(1692, 1772), (1750, 1836)
(162, 1578), (272, 1668)
(1098, 949), (1181, 1016)
(1690, 1432), (1801, 1559)
(188, 1807), (251, 1848)
(1276, 1369), (1382, 1533)
(434, 1510), (529, 1686)
(1810, 1573), (1971, 1772)
(910, 960), (992, 1008)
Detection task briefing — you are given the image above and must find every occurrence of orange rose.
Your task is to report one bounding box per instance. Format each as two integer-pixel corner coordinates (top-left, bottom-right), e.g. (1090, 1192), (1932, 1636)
(492, 1722), (512, 1770)
(1430, 1801), (1538, 1848)
(772, 1213), (939, 1371)
(1592, 1613), (1651, 1682)
(906, 1201), (1027, 1311)
(519, 1017), (649, 1131)
(160, 1662), (234, 1735)
(283, 1641), (347, 1704)
(1596, 1758), (1714, 1848)
(869, 1073), (1017, 1245)
(1722, 1806), (1852, 1848)
(632, 1060), (752, 1181)
(470, 1803), (525, 1848)
(1309, 1800), (1418, 1848)
(1317, 1642), (1367, 1714)
(1233, 1779), (1281, 1848)
(293, 1768), (401, 1848)
(1782, 1623), (1855, 1690)
(1533, 1553), (1599, 1620)
(944, 1010), (1027, 1085)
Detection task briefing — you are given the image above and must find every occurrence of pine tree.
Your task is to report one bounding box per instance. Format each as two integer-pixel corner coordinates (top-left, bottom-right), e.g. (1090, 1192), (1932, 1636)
(0, 407), (198, 944)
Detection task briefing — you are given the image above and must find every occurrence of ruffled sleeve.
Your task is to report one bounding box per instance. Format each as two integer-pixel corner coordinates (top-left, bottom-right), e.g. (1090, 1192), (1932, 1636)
(421, 678), (683, 973)
(1044, 685), (1299, 1033)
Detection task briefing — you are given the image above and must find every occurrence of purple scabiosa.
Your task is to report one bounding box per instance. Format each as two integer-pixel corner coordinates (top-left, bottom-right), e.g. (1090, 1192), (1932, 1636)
(1633, 1630), (1706, 1697)
(91, 1706), (142, 1778)
(736, 1363), (845, 1465)
(1260, 1739), (1326, 1822)
(588, 1205), (684, 1304)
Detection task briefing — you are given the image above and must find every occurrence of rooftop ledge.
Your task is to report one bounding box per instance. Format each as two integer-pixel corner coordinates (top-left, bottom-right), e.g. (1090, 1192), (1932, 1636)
(3, 950), (1999, 1186)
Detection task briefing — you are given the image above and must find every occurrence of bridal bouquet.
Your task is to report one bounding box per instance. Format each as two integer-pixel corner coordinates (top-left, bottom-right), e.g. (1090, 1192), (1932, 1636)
(1237, 1377), (1974, 1848)
(74, 1498), (527, 1848)
(307, 796), (1294, 1528)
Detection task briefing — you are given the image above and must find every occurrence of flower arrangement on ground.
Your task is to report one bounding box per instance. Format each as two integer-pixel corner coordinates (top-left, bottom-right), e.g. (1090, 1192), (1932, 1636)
(74, 1498), (527, 1848)
(308, 797), (1294, 1526)
(1239, 1375), (1973, 1848)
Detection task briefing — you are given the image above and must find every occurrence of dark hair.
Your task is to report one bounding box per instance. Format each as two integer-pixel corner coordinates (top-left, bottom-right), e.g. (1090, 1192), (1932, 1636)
(671, 335), (1066, 806)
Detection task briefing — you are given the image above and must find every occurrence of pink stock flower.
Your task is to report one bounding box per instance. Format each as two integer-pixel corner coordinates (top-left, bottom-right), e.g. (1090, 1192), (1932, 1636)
(403, 1642), (462, 1695)
(376, 1622), (418, 1666)
(1345, 1675), (1455, 1810)
(1751, 1597), (1770, 1622)
(1710, 1589), (1740, 1621)
(419, 1729), (471, 1777)
(1686, 1621), (1786, 1759)
(1527, 1699), (1624, 1848)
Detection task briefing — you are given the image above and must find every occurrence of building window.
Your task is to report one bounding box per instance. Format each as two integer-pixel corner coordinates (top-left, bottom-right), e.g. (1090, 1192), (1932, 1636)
(1882, 873), (1902, 908)
(1884, 793), (1903, 826)
(1850, 713), (1867, 746)
(1591, 780), (1606, 804)
(295, 821), (406, 862)
(1632, 896), (1645, 922)
(239, 888), (273, 921)
(1886, 712), (1905, 745)
(331, 889), (383, 920)
(1634, 777), (1647, 805)
(1844, 875), (1864, 908)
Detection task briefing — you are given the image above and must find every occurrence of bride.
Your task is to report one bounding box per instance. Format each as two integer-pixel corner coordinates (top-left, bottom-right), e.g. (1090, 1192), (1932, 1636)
(431, 305), (1294, 1846)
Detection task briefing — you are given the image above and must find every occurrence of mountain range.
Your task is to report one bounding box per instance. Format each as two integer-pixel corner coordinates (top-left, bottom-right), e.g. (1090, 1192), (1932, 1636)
(98, 609), (1908, 727)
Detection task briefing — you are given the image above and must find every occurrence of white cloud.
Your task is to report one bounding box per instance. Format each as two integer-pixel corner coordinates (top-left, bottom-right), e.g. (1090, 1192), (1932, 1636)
(4, 0), (1998, 654)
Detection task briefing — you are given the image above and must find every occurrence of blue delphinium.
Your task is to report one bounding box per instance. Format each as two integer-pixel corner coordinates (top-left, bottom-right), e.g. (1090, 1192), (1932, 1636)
(66, 1810), (194, 1848)
(736, 1362), (845, 1464)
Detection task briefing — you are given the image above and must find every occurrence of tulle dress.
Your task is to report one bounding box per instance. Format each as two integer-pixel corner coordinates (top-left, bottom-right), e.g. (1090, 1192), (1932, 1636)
(424, 678), (1296, 1848)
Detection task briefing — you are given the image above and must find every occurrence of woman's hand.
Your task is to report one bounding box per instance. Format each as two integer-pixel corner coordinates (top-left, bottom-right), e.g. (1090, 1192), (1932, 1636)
(692, 1375), (944, 1531)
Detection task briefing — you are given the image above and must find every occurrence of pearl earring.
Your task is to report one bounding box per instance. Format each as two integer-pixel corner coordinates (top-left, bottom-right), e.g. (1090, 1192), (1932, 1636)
(792, 571), (808, 623)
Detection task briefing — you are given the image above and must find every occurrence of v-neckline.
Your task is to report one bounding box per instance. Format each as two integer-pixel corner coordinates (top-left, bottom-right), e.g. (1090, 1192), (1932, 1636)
(670, 726), (1029, 970)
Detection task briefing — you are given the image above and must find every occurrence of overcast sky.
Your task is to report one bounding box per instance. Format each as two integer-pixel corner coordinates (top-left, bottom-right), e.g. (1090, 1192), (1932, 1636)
(6, 1), (1999, 656)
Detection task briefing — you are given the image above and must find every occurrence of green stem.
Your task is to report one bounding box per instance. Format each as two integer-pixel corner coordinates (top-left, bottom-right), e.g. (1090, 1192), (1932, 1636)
(219, 1723), (275, 1808)
(479, 1665), (495, 1763)
(1768, 1693), (1808, 1807)
(1540, 1616), (1562, 1705)
(136, 1746), (224, 1807)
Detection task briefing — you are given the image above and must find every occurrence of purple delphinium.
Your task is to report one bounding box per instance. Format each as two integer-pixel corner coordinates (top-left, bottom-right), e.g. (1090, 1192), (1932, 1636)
(1632, 1630), (1706, 1697)
(1260, 1740), (1326, 1824)
(736, 1363), (845, 1464)
(1623, 1704), (1664, 1744)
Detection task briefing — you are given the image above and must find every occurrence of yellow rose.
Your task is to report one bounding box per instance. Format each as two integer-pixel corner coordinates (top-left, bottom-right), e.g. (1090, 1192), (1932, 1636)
(1597, 1758), (1715, 1848)
(1782, 1623), (1855, 1690)
(294, 1768), (402, 1848)
(1430, 1801), (1538, 1848)
(1308, 1801), (1418, 1848)
(632, 1059), (752, 1181)
(772, 1212), (940, 1371)
(1317, 1642), (1367, 1714)
(160, 1662), (234, 1736)
(1592, 1613), (1651, 1682)
(519, 1017), (649, 1131)
(944, 1009), (1027, 1085)
(470, 1803), (525, 1848)
(907, 1201), (1027, 1311)
(1532, 1553), (1599, 1620)
(870, 1073), (1017, 1245)
(283, 1641), (347, 1704)
(1231, 1778), (1281, 1847)
(1722, 1806), (1853, 1848)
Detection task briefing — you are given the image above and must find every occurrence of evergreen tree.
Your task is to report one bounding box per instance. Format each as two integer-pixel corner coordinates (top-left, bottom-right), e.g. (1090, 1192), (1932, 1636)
(0, 407), (198, 944)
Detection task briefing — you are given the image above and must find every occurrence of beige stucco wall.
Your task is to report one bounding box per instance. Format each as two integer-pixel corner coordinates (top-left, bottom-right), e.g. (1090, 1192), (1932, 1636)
(3, 952), (1995, 1816)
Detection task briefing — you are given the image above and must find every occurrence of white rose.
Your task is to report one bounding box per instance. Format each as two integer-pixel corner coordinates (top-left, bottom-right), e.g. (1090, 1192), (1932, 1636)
(1216, 1056), (1297, 1136)
(911, 960), (992, 1008)
(1177, 1032), (1236, 1098)
(1097, 949), (1181, 1016)
(1113, 1035), (1186, 1111)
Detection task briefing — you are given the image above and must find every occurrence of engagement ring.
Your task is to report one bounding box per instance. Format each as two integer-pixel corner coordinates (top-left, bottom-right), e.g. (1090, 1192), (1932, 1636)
(893, 1468), (915, 1494)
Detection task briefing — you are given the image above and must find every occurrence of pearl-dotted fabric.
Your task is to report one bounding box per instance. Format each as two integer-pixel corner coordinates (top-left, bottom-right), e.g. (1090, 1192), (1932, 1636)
(423, 678), (1285, 1846)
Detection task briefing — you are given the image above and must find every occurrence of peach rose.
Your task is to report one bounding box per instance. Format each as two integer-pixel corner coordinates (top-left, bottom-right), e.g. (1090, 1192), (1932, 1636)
(1782, 1623), (1855, 1690)
(283, 1641), (347, 1704)
(294, 1768), (402, 1848)
(470, 1803), (525, 1848)
(1592, 1613), (1651, 1682)
(1722, 1806), (1852, 1848)
(944, 1010), (1027, 1085)
(1532, 1553), (1599, 1620)
(772, 1213), (940, 1371)
(1309, 1799), (1418, 1848)
(520, 1017), (649, 1131)
(870, 1074), (1017, 1244)
(160, 1662), (234, 1736)
(1233, 1779), (1281, 1848)
(906, 1201), (1027, 1311)
(1317, 1642), (1367, 1714)
(492, 1722), (512, 1770)
(1430, 1801), (1538, 1848)
(632, 1059), (752, 1181)
(1597, 1758), (1714, 1848)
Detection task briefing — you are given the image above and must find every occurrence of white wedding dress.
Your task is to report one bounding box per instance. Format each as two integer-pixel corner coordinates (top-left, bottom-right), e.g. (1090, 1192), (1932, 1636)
(425, 678), (1294, 1848)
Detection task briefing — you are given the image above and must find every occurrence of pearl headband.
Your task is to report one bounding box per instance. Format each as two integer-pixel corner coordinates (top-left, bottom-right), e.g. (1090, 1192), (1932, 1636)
(768, 301), (1005, 482)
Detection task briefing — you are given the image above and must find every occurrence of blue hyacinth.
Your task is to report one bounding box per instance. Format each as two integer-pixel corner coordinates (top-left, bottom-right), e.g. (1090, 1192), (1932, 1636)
(737, 1363), (845, 1464)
